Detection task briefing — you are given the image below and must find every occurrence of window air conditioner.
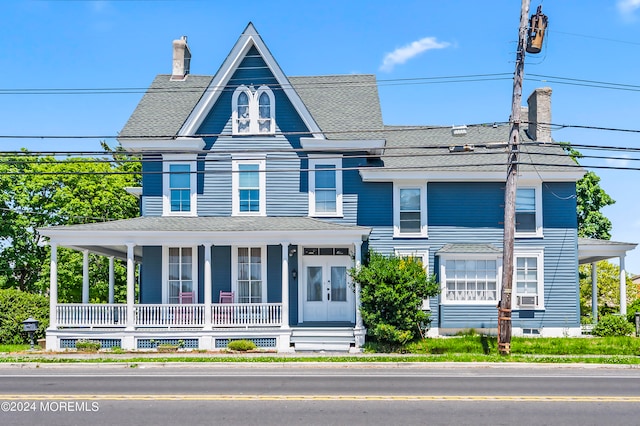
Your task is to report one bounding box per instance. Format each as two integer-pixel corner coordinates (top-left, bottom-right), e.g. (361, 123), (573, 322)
(517, 295), (538, 308)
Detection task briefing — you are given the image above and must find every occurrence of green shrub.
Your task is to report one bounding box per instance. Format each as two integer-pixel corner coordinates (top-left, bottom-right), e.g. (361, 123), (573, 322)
(0, 289), (49, 344)
(592, 314), (635, 337)
(626, 299), (640, 324)
(227, 339), (257, 351)
(349, 251), (439, 348)
(75, 340), (101, 352)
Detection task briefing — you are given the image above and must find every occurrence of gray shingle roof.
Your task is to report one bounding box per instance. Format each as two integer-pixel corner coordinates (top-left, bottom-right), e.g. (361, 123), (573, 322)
(119, 75), (212, 138)
(381, 124), (581, 173)
(42, 216), (371, 234)
(288, 75), (384, 140)
(436, 243), (502, 255)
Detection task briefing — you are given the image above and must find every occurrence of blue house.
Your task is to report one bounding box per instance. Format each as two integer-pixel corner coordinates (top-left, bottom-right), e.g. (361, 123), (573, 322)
(42, 23), (588, 352)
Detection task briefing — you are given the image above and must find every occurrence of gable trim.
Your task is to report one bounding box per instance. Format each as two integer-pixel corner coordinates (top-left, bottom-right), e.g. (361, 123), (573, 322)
(178, 23), (324, 139)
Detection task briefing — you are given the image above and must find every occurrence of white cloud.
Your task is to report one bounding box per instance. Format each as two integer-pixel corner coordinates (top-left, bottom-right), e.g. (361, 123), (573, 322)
(605, 154), (631, 168)
(380, 37), (450, 72)
(617, 0), (640, 17)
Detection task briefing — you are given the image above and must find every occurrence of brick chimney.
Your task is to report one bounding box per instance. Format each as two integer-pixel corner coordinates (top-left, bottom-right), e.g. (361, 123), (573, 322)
(527, 87), (552, 143)
(171, 36), (191, 80)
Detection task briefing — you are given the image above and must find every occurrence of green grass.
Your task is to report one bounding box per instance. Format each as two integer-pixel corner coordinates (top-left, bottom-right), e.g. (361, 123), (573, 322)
(393, 336), (640, 356)
(0, 336), (639, 364)
(0, 344), (31, 353)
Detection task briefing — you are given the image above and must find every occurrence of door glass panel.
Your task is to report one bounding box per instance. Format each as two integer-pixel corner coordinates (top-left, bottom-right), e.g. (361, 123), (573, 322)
(331, 266), (347, 302)
(307, 267), (323, 302)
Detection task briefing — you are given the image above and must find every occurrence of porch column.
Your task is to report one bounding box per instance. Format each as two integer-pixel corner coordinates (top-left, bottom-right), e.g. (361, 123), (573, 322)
(82, 250), (89, 304)
(591, 262), (598, 323)
(281, 243), (290, 328)
(108, 256), (115, 304)
(49, 242), (58, 330)
(354, 241), (364, 330)
(620, 256), (627, 316)
(125, 243), (135, 330)
(203, 243), (213, 330)
(353, 240), (365, 350)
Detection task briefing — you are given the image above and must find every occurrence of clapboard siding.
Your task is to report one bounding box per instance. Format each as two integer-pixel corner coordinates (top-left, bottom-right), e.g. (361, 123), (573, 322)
(199, 155), (232, 216)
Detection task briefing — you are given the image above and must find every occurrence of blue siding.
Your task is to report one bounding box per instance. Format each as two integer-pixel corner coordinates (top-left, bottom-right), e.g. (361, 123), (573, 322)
(142, 156), (162, 217)
(267, 156), (307, 216)
(543, 182), (577, 228)
(429, 182), (504, 228)
(141, 246), (162, 303)
(199, 155), (232, 216)
(267, 245), (282, 303)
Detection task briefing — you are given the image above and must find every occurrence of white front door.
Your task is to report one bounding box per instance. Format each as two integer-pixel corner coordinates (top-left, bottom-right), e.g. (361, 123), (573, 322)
(303, 256), (354, 322)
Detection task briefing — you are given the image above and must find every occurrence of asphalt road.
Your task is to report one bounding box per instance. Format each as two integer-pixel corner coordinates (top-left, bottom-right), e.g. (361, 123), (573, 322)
(1, 363), (639, 425)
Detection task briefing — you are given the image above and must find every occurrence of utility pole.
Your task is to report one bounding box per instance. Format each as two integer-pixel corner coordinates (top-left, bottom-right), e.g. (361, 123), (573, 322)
(498, 0), (530, 355)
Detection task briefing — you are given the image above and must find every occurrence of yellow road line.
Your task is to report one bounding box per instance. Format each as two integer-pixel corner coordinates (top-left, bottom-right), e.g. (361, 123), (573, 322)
(1, 395), (639, 402)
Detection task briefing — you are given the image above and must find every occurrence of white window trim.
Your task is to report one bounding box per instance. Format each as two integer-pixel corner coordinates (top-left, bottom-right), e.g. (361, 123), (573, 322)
(232, 158), (266, 216)
(393, 181), (428, 238)
(515, 181), (543, 238)
(161, 246), (198, 304)
(231, 245), (267, 303)
(395, 248), (430, 310)
(308, 156), (343, 217)
(513, 248), (545, 310)
(439, 254), (503, 305)
(162, 156), (197, 216)
(231, 85), (275, 135)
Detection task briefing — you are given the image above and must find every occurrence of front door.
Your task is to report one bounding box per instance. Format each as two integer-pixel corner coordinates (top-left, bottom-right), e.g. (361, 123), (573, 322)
(303, 256), (354, 322)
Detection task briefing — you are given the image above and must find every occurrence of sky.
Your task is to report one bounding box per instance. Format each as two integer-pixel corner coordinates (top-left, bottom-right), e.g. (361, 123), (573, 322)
(2, 0), (640, 272)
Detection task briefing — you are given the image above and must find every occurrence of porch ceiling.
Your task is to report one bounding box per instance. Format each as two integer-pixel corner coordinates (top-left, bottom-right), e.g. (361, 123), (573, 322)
(578, 237), (637, 264)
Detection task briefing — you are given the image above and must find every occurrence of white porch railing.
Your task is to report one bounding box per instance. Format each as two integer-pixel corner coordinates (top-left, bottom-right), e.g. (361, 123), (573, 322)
(57, 304), (127, 327)
(212, 303), (282, 327)
(55, 303), (283, 328)
(135, 304), (205, 327)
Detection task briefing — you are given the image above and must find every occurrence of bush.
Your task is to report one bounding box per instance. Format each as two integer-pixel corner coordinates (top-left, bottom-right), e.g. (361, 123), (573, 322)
(0, 289), (49, 344)
(592, 314), (635, 337)
(349, 251), (439, 349)
(75, 340), (101, 352)
(626, 299), (640, 325)
(227, 339), (257, 351)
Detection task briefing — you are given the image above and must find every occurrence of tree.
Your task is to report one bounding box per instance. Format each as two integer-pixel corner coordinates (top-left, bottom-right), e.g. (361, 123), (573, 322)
(579, 260), (636, 320)
(0, 147), (140, 298)
(561, 143), (615, 240)
(349, 251), (439, 348)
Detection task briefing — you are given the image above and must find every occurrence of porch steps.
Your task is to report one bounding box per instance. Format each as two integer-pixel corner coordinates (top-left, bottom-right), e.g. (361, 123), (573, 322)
(290, 327), (355, 352)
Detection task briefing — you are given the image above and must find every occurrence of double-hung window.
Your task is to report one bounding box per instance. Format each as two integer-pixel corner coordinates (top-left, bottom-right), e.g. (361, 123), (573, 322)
(235, 247), (265, 303)
(514, 249), (544, 309)
(166, 247), (196, 304)
(515, 183), (542, 237)
(232, 85), (275, 135)
(308, 157), (342, 217)
(232, 159), (266, 216)
(393, 183), (427, 237)
(440, 256), (501, 304)
(163, 158), (197, 216)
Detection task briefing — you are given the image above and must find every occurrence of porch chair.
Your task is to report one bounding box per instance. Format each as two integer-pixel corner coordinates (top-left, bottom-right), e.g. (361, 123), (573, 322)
(176, 291), (195, 325)
(215, 291), (235, 325)
(179, 291), (195, 304)
(219, 291), (234, 303)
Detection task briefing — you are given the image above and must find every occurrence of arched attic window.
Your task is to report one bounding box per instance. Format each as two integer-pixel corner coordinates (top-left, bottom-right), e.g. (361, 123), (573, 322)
(232, 85), (275, 135)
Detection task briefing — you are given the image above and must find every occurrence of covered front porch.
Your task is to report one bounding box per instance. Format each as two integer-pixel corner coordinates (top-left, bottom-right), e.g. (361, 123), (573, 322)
(579, 237), (638, 323)
(41, 216), (370, 352)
